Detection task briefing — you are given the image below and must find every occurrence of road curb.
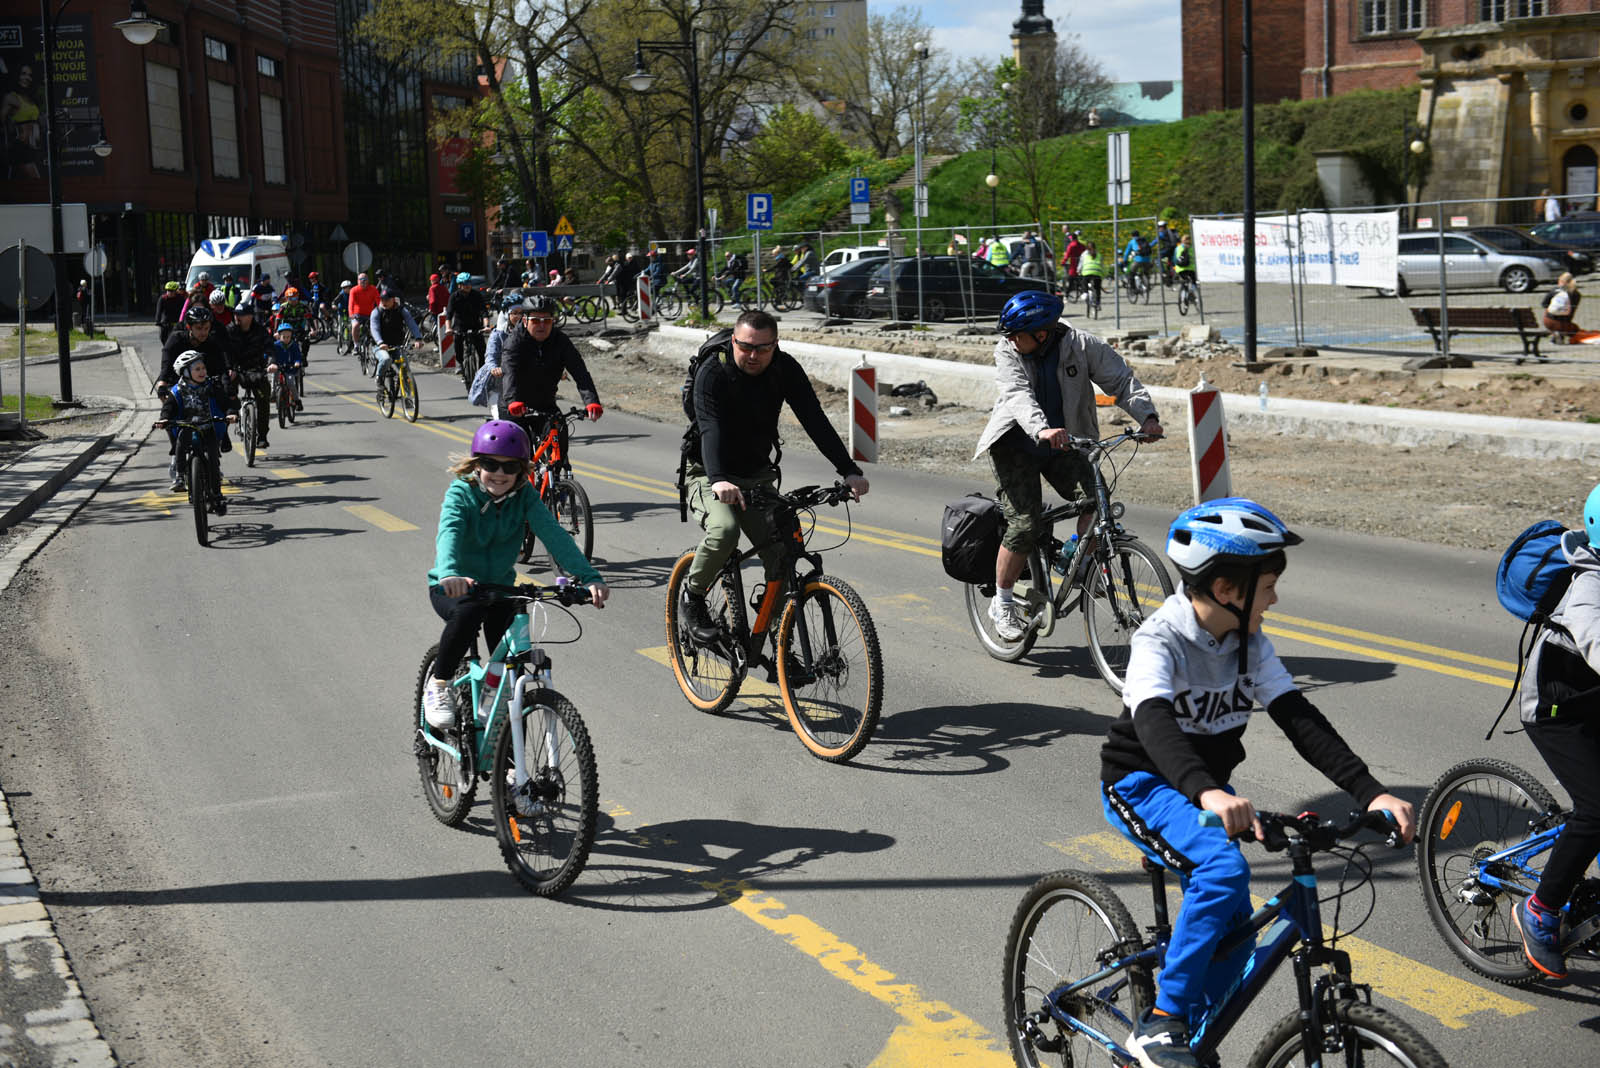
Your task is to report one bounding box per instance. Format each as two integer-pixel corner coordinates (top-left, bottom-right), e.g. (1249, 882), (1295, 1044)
(644, 324), (1600, 461)
(0, 435), (115, 532)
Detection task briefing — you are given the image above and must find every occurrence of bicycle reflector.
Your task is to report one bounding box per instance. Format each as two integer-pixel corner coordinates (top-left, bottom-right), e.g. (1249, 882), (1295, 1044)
(1439, 800), (1461, 841)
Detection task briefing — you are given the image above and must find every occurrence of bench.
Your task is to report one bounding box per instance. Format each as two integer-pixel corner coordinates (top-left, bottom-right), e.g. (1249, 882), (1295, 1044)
(1409, 305), (1545, 362)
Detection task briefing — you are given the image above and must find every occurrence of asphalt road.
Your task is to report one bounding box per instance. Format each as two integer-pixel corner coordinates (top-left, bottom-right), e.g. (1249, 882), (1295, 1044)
(0, 324), (1593, 1066)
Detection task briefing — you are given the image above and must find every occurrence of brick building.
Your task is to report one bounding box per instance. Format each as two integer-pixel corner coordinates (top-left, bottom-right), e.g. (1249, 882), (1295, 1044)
(1182, 0), (1307, 117)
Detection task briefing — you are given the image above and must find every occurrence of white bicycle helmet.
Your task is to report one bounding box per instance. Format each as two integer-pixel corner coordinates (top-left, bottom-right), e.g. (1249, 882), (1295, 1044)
(173, 349), (206, 378)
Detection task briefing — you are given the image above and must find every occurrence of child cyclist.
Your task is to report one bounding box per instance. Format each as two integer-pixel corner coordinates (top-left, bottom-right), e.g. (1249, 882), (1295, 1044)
(1098, 498), (1414, 1068)
(269, 321), (305, 411)
(155, 349), (239, 498)
(421, 420), (609, 729)
(1511, 484), (1600, 980)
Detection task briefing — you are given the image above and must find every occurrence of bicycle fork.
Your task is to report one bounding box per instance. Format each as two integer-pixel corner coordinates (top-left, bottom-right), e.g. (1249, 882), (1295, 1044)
(507, 654), (560, 816)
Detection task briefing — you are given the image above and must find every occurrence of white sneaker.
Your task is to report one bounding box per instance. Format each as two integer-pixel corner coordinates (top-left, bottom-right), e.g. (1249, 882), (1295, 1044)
(422, 680), (457, 728)
(988, 597), (1027, 641)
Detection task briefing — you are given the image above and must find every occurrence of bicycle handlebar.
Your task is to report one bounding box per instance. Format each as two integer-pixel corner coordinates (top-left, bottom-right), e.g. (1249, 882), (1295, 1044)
(1199, 808), (1402, 852)
(505, 402), (588, 423)
(1066, 426), (1155, 453)
(746, 481), (854, 510)
(465, 580), (595, 607)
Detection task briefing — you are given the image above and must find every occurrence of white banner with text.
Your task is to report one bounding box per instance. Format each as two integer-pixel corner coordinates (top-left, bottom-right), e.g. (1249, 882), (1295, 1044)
(1191, 211), (1398, 289)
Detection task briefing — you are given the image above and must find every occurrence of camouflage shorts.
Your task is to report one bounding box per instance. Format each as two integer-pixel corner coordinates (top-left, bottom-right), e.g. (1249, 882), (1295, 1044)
(989, 432), (1092, 554)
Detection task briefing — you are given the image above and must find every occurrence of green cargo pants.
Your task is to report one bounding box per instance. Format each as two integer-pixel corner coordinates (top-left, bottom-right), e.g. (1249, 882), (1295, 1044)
(684, 463), (782, 592)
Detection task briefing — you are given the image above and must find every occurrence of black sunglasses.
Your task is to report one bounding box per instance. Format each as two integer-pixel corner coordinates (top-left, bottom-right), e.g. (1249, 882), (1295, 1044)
(475, 456), (527, 476)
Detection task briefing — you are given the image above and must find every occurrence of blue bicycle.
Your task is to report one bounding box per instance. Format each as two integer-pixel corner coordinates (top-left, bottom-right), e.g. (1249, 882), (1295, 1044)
(1004, 809), (1446, 1067)
(1417, 757), (1600, 984)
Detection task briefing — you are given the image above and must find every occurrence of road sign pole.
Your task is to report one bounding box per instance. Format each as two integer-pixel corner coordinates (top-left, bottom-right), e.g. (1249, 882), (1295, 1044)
(17, 240), (27, 430)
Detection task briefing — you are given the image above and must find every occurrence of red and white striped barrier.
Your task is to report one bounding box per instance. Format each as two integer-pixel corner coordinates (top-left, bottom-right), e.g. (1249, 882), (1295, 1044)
(850, 356), (877, 463)
(1186, 373), (1232, 503)
(636, 275), (654, 323)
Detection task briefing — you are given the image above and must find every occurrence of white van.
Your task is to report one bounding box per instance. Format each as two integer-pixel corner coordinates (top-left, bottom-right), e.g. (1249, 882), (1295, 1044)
(820, 245), (891, 271)
(185, 235), (291, 291)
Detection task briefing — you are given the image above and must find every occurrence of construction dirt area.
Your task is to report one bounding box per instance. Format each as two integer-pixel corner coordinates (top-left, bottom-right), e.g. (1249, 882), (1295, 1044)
(587, 325), (1595, 554)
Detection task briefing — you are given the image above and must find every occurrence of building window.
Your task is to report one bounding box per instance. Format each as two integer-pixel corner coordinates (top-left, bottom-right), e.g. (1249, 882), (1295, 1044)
(824, 3), (836, 14)
(145, 61), (184, 171)
(1480, 0), (1546, 17)
(257, 55), (281, 78)
(1360, 0), (1427, 36)
(207, 80), (240, 178)
(261, 95), (286, 185)
(204, 36), (231, 63)
(824, 26), (835, 37)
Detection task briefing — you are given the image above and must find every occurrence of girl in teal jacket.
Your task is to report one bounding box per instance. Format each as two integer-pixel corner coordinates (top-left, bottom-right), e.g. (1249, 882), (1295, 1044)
(422, 419), (608, 727)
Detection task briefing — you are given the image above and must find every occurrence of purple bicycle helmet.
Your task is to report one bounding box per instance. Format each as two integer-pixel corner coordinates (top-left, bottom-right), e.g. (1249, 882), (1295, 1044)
(471, 419), (530, 461)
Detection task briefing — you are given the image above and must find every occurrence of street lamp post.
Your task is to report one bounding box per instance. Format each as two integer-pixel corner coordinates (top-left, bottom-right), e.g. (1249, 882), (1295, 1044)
(985, 81), (1011, 234)
(39, 0), (158, 405)
(1403, 123), (1428, 227)
(628, 32), (709, 321)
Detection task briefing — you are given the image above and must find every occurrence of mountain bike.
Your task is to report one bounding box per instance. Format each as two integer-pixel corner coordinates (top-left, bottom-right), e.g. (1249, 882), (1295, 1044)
(1416, 757), (1600, 985)
(355, 326), (375, 376)
(1005, 808), (1446, 1068)
(664, 481), (883, 763)
(1177, 274), (1201, 317)
(963, 428), (1173, 693)
(510, 404), (593, 574)
(274, 362), (301, 430)
(154, 416), (235, 547)
(376, 341), (420, 422)
(455, 327), (487, 388)
(412, 581), (599, 897)
(237, 382), (260, 468)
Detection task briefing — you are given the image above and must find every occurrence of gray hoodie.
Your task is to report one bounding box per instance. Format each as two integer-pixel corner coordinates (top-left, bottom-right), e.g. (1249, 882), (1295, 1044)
(1518, 531), (1600, 724)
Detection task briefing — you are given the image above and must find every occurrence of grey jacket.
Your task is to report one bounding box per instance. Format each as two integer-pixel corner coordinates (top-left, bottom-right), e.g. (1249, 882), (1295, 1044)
(973, 323), (1157, 459)
(1518, 531), (1600, 724)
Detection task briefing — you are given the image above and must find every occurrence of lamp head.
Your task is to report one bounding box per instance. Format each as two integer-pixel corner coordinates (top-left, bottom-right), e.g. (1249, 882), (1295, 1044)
(115, 1), (162, 46)
(92, 138), (112, 158)
(627, 45), (656, 92)
(1409, 139), (1427, 155)
(985, 173), (999, 189)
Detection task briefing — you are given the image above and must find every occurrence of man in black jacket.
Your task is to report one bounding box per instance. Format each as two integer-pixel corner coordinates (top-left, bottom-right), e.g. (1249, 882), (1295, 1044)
(493, 296), (603, 448)
(225, 301), (274, 447)
(678, 309), (869, 638)
(158, 306), (230, 389)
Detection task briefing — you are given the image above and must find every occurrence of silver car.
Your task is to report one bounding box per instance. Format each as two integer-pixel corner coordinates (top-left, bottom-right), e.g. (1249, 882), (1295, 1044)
(1391, 231), (1563, 295)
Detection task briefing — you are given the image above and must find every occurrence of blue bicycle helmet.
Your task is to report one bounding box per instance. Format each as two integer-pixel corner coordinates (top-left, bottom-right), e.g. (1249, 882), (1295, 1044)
(997, 290), (1064, 335)
(1167, 497), (1302, 671)
(1586, 482), (1600, 547)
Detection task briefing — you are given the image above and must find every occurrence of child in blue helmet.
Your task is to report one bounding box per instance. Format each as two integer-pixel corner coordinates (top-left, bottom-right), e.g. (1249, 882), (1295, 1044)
(270, 321), (305, 412)
(1511, 483), (1600, 979)
(421, 420), (608, 728)
(1098, 498), (1414, 1068)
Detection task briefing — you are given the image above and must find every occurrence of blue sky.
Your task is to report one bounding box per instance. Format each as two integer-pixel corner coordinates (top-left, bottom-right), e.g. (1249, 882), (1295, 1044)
(919, 1), (1181, 85)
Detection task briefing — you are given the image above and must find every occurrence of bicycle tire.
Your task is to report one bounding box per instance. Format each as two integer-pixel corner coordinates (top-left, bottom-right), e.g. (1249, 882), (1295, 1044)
(1417, 757), (1559, 986)
(1247, 1001), (1448, 1068)
(1003, 870), (1152, 1068)
(337, 328), (352, 356)
(378, 366), (397, 418)
(490, 689), (598, 897)
(1083, 537), (1174, 694)
(548, 477), (593, 571)
(619, 295), (639, 323)
(240, 399), (257, 467)
(189, 452), (209, 547)
(400, 365), (420, 423)
(964, 548), (1051, 662)
(665, 550), (747, 714)
(776, 575), (883, 763)
(413, 644), (477, 826)
(1178, 285), (1194, 316)
(285, 380), (298, 425)
(277, 383), (289, 429)
(658, 290), (683, 320)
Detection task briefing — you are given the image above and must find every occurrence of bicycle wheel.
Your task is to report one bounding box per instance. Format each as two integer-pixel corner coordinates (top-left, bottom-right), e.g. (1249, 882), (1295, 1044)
(547, 477), (593, 569)
(1003, 870), (1152, 1068)
(658, 290), (683, 320)
(377, 366), (397, 418)
(285, 381), (298, 425)
(1417, 758), (1560, 986)
(964, 548), (1051, 663)
(1177, 286), (1193, 316)
(337, 327), (352, 356)
(1083, 537), (1174, 694)
(1247, 1001), (1448, 1068)
(277, 382), (289, 429)
(239, 399), (257, 467)
(413, 644), (476, 826)
(400, 365), (420, 422)
(189, 452), (209, 547)
(490, 689), (598, 897)
(665, 550), (748, 713)
(776, 575), (883, 763)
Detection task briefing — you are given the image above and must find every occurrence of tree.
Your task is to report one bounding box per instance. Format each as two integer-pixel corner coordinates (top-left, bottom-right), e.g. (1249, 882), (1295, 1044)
(813, 6), (963, 158)
(732, 104), (853, 203)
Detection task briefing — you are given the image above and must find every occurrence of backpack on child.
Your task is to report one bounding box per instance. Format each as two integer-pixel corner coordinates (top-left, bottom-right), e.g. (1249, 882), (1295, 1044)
(1487, 520), (1588, 737)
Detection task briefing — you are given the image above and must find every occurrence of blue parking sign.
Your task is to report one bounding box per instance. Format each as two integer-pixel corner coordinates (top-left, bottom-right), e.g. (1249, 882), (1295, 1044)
(458, 222), (477, 245)
(747, 193), (773, 231)
(521, 230), (550, 258)
(849, 177), (869, 204)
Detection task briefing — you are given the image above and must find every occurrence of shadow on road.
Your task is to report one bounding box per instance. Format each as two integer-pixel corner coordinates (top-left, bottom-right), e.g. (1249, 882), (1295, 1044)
(1279, 655), (1398, 692)
(855, 700), (1112, 776)
(205, 521), (365, 547)
(591, 500), (677, 525)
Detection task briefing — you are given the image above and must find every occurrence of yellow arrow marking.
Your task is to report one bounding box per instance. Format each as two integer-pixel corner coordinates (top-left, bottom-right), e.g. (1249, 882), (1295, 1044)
(270, 467), (325, 486)
(1047, 833), (1533, 1029)
(343, 504), (418, 532)
(708, 881), (1010, 1065)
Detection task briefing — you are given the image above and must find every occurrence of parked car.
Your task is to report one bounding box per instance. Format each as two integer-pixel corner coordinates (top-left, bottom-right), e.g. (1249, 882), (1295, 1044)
(1530, 211), (1600, 258)
(819, 245), (891, 271)
(803, 257), (884, 318)
(1464, 226), (1593, 276)
(1387, 231), (1561, 295)
(864, 255), (1047, 321)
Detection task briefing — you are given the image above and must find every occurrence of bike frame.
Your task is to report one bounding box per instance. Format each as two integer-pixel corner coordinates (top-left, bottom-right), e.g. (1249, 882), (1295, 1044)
(1468, 819), (1600, 948)
(171, 421), (222, 496)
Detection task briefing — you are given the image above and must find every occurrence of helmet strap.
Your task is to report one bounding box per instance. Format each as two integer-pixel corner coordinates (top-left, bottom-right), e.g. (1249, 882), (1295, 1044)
(1198, 566), (1260, 674)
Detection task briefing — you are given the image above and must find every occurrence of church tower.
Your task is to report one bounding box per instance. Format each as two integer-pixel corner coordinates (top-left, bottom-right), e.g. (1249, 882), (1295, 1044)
(1011, 0), (1057, 78)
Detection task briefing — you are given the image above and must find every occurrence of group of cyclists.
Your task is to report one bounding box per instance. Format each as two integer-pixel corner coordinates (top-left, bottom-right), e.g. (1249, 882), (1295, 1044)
(1054, 220), (1198, 311)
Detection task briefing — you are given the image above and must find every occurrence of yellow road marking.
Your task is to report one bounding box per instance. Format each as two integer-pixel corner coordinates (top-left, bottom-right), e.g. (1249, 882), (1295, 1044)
(1264, 623), (1513, 688)
(343, 504), (418, 532)
(710, 881), (1010, 1065)
(1047, 833), (1533, 1029)
(270, 467), (325, 486)
(635, 645), (781, 698)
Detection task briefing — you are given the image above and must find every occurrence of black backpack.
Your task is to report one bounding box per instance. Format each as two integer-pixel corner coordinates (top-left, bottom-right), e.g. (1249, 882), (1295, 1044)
(1134, 236), (1152, 257)
(941, 494), (1005, 584)
(676, 328), (780, 520)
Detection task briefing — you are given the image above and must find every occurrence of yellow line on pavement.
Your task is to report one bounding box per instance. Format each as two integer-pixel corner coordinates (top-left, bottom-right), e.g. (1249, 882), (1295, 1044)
(343, 504), (418, 532)
(635, 645), (781, 698)
(310, 382), (466, 445)
(1266, 611), (1516, 672)
(270, 467), (325, 486)
(1046, 833), (1533, 1029)
(1264, 623), (1514, 688)
(709, 881), (1011, 1065)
